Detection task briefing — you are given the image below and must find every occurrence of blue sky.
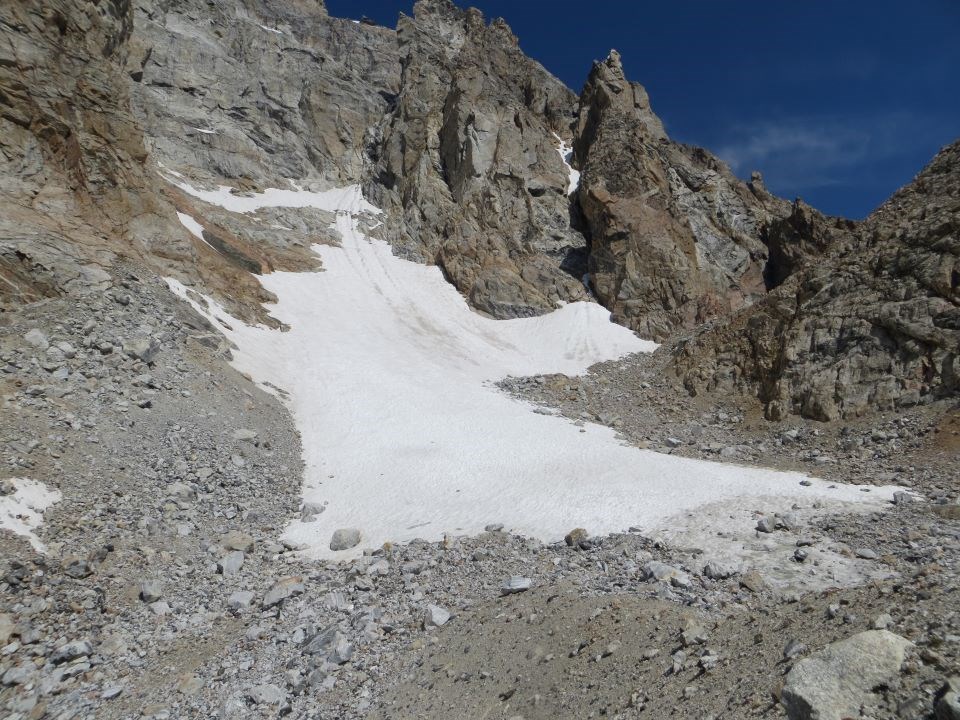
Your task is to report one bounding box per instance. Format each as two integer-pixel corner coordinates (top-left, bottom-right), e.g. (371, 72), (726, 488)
(327, 0), (959, 219)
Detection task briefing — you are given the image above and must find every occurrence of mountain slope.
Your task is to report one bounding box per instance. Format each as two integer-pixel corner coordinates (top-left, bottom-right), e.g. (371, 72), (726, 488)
(675, 140), (960, 420)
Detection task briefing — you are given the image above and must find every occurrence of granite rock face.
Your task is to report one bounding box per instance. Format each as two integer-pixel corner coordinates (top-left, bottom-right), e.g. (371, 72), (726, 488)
(0, 0), (186, 311)
(369, 0), (590, 318)
(676, 140), (960, 420)
(131, 0), (400, 187)
(572, 51), (791, 341)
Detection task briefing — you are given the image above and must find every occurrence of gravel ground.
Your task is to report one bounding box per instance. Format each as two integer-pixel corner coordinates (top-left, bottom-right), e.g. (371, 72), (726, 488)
(0, 275), (957, 720)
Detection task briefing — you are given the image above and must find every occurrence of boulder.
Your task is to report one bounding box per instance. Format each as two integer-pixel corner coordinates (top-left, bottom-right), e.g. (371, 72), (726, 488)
(781, 630), (913, 720)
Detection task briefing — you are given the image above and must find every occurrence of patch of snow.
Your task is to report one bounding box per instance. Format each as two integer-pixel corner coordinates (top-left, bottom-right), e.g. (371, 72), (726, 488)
(176, 211), (205, 240)
(192, 127), (217, 135)
(164, 181), (901, 568)
(258, 24), (283, 35)
(176, 211), (220, 253)
(164, 176), (378, 216)
(0, 478), (61, 551)
(554, 133), (581, 195)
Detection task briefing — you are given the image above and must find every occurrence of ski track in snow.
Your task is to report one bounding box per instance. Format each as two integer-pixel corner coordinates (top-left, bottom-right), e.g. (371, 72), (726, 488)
(165, 180), (902, 565)
(0, 478), (61, 552)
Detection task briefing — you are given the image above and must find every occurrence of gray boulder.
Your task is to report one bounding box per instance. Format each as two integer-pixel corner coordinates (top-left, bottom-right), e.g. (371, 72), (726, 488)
(329, 528), (361, 551)
(781, 630), (913, 720)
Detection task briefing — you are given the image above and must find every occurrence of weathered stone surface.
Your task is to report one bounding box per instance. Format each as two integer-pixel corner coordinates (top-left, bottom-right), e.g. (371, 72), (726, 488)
(781, 630), (912, 720)
(677, 140), (960, 420)
(368, 0), (589, 319)
(572, 50), (790, 341)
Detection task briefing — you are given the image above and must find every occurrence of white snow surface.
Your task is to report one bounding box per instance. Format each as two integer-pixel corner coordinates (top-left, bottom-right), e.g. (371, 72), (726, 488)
(166, 176), (378, 216)
(0, 478), (61, 551)
(554, 133), (581, 195)
(165, 181), (900, 563)
(176, 211), (205, 240)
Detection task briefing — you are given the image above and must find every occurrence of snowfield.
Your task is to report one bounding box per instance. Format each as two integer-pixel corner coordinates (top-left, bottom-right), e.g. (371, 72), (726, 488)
(0, 478), (61, 552)
(166, 181), (901, 567)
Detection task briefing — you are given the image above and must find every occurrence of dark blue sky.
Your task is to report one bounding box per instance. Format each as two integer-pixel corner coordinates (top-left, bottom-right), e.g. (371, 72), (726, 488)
(328, 0), (959, 219)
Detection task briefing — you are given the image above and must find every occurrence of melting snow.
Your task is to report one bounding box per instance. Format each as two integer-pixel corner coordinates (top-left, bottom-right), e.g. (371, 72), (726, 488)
(0, 478), (61, 551)
(164, 181), (900, 566)
(176, 211), (220, 253)
(176, 211), (205, 240)
(554, 133), (581, 195)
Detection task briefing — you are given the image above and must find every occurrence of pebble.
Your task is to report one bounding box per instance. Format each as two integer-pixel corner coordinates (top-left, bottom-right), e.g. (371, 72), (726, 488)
(329, 527), (362, 551)
(423, 604), (451, 628)
(140, 580), (164, 603)
(501, 576), (532, 595)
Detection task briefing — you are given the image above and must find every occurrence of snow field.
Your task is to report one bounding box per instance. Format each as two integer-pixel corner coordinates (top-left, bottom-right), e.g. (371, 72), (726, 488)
(165, 179), (900, 567)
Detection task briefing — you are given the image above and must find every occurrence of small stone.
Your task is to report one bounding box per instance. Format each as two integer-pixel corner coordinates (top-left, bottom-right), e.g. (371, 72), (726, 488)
(218, 551), (245, 576)
(139, 580), (163, 603)
(101, 684), (124, 700)
(855, 547), (878, 560)
(423, 604), (451, 628)
(703, 561), (735, 580)
(123, 337), (161, 363)
(484, 523), (504, 532)
(232, 428), (258, 442)
(263, 576), (305, 608)
(756, 517), (775, 533)
(564, 528), (590, 549)
(874, 613), (894, 630)
(150, 600), (171, 616)
(227, 591), (255, 611)
(501, 576), (532, 595)
(892, 491), (914, 505)
(246, 684), (286, 706)
(24, 329), (49, 349)
(329, 528), (362, 551)
(51, 639), (92, 664)
(794, 548), (809, 563)
(783, 639), (807, 660)
(935, 677), (960, 720)
(665, 437), (683, 448)
(739, 571), (766, 593)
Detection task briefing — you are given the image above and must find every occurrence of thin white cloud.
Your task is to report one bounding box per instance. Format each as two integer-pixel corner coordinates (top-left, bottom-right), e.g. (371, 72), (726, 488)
(715, 111), (942, 192)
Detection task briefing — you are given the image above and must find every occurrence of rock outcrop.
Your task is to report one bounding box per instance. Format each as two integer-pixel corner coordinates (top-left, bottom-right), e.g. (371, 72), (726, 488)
(0, 0), (185, 311)
(572, 51), (791, 340)
(369, 0), (589, 318)
(131, 0), (400, 187)
(676, 140), (960, 420)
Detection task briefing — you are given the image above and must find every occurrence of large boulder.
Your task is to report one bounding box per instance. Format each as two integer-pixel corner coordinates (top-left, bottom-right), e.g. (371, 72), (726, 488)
(781, 630), (913, 720)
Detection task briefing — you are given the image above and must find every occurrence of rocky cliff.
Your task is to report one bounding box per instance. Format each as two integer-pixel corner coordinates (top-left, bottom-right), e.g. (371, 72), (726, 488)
(1, 0), (956, 420)
(676, 140), (960, 420)
(0, 0), (185, 311)
(368, 0), (589, 318)
(571, 51), (791, 340)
